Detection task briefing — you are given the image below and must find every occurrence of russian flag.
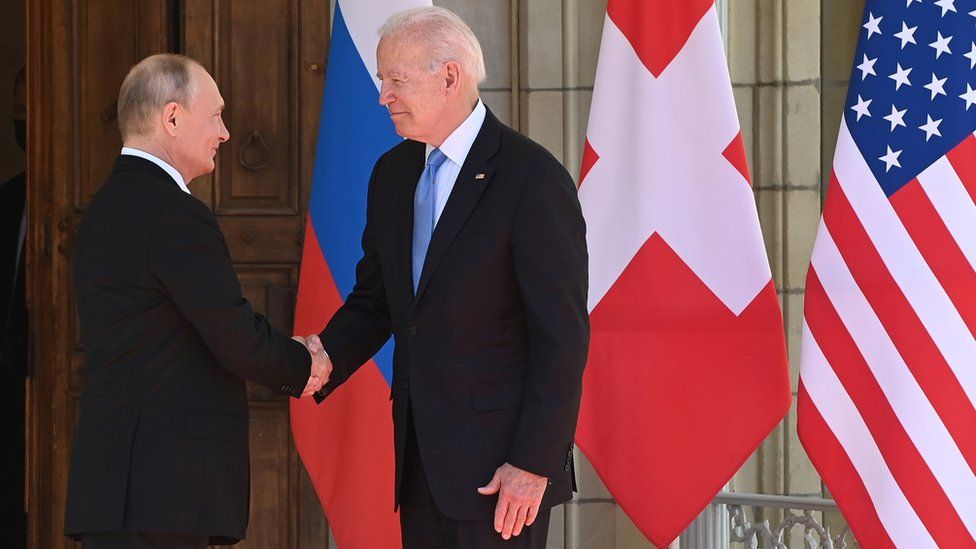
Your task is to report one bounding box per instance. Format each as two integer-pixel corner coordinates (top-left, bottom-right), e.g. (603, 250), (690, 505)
(290, 1), (429, 546)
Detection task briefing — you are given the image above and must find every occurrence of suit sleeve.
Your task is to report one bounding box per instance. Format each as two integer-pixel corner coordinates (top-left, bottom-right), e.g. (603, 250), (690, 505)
(507, 159), (589, 480)
(314, 157), (394, 402)
(149, 196), (311, 397)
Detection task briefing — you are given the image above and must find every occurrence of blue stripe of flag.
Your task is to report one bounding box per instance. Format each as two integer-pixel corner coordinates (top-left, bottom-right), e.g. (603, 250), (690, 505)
(309, 3), (401, 384)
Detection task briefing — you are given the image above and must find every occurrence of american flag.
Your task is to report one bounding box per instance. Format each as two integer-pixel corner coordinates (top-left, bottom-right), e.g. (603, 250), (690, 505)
(797, 0), (976, 546)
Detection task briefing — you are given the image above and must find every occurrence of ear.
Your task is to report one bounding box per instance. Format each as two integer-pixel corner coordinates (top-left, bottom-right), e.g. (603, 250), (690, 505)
(443, 61), (462, 96)
(162, 102), (180, 137)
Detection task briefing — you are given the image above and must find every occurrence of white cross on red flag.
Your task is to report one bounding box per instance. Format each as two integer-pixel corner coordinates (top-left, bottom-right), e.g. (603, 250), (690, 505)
(574, 1), (792, 546)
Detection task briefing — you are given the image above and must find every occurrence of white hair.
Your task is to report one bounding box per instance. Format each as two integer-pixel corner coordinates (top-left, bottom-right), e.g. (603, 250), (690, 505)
(380, 7), (487, 87)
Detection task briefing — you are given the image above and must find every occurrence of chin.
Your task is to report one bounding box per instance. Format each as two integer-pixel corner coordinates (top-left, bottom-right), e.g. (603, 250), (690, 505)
(391, 120), (413, 138)
(193, 161), (215, 179)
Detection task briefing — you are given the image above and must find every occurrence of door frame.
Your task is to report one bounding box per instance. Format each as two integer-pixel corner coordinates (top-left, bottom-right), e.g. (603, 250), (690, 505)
(25, 0), (78, 544)
(25, 0), (76, 545)
(25, 0), (183, 541)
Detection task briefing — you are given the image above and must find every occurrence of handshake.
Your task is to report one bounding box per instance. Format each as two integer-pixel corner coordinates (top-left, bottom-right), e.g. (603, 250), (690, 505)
(292, 334), (333, 398)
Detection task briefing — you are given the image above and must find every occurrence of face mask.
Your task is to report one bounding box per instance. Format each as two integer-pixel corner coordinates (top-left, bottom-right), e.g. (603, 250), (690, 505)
(14, 119), (25, 152)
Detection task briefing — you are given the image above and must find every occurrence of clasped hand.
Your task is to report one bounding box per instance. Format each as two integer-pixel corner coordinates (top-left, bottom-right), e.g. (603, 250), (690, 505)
(292, 334), (332, 397)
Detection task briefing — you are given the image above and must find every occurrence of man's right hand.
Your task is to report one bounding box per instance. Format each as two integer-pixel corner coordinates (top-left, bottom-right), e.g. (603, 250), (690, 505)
(292, 334), (332, 397)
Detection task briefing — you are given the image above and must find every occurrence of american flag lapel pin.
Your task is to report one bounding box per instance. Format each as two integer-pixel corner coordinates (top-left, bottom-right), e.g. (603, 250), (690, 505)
(475, 173), (486, 180)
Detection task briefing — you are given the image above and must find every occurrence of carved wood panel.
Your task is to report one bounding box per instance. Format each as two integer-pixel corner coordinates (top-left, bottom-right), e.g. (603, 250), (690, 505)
(220, 217), (304, 264)
(235, 405), (293, 548)
(74, 0), (171, 210)
(185, 0), (300, 216)
(238, 265), (298, 402)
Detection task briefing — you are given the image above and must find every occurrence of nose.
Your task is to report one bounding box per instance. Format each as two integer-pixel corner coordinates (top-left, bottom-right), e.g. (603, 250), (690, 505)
(219, 118), (230, 143)
(379, 81), (394, 107)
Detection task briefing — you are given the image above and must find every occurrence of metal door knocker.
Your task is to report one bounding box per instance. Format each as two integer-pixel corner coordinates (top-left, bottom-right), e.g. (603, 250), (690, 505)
(238, 130), (273, 170)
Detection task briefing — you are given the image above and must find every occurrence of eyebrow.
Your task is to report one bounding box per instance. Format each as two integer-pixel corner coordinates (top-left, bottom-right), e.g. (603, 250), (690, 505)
(376, 70), (406, 80)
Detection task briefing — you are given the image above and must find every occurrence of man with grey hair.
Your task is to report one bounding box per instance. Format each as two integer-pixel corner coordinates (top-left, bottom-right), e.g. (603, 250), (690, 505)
(64, 53), (330, 549)
(312, 7), (589, 548)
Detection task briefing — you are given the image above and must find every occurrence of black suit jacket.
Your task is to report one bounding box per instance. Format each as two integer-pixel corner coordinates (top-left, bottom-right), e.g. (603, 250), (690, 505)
(0, 171), (27, 548)
(0, 171), (27, 378)
(316, 109), (589, 521)
(64, 156), (312, 544)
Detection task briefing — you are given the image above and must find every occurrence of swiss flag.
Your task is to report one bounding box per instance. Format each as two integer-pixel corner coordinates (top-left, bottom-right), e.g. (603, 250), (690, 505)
(574, 1), (792, 547)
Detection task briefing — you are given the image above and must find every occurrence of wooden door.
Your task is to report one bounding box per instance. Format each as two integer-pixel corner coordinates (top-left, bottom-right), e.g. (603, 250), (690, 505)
(26, 0), (331, 546)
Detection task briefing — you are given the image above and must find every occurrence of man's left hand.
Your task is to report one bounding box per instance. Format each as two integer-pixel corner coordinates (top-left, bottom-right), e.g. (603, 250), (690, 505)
(477, 462), (548, 540)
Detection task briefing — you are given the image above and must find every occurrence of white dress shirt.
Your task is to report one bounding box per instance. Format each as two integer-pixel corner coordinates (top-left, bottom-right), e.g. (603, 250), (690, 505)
(424, 99), (487, 226)
(121, 147), (191, 195)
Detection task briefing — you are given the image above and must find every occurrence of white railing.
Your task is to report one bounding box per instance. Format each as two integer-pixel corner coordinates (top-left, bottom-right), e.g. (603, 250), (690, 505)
(681, 492), (855, 549)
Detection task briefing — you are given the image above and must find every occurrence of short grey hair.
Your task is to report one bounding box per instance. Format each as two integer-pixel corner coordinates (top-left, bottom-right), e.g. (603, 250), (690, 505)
(117, 54), (204, 140)
(380, 7), (487, 87)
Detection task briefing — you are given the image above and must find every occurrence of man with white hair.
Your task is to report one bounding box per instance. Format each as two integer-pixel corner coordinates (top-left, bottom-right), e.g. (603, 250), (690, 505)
(64, 54), (330, 549)
(312, 7), (589, 548)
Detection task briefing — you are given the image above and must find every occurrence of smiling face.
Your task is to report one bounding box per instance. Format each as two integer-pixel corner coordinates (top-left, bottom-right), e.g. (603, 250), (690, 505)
(376, 35), (459, 145)
(167, 66), (229, 181)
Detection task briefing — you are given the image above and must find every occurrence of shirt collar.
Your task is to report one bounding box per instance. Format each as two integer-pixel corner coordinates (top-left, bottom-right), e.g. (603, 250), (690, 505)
(425, 99), (487, 167)
(120, 147), (191, 195)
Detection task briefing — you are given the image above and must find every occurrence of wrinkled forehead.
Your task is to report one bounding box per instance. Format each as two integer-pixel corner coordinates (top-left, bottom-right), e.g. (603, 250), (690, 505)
(377, 34), (430, 73)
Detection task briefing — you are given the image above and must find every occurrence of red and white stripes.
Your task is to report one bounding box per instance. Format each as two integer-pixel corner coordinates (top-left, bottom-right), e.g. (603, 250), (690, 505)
(799, 120), (976, 547)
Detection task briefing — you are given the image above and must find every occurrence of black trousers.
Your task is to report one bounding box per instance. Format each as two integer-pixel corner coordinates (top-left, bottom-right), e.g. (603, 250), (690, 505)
(400, 410), (552, 549)
(80, 531), (208, 549)
(0, 369), (25, 549)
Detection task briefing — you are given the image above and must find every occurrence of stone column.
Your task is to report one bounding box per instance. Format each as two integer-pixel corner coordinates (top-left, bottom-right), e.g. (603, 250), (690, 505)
(679, 502), (730, 549)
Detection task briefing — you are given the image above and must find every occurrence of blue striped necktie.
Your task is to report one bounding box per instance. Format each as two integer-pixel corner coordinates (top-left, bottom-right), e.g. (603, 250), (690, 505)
(412, 148), (447, 293)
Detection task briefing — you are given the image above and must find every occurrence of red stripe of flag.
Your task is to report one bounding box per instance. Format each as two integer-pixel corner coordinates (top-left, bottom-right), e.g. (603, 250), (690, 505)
(797, 382), (897, 549)
(945, 134), (976, 207)
(890, 179), (976, 339)
(822, 174), (976, 478)
(291, 220), (401, 548)
(805, 268), (971, 545)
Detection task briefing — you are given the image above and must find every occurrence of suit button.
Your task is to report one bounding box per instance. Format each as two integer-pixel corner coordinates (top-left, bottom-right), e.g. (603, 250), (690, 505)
(565, 464), (571, 472)
(402, 381), (409, 390)
(408, 325), (419, 336)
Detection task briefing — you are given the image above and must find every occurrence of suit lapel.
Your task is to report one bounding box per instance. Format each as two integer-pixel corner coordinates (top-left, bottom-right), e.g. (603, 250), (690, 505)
(393, 142), (426, 310)
(413, 110), (502, 306)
